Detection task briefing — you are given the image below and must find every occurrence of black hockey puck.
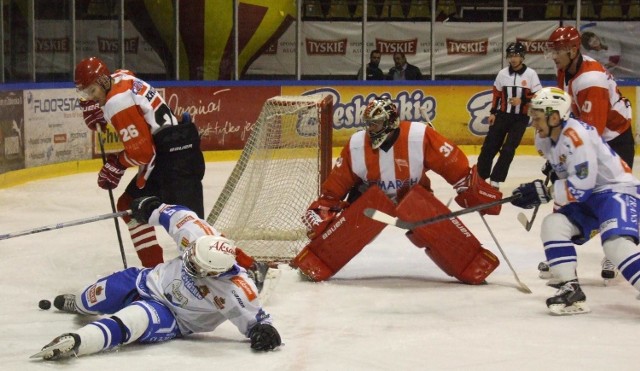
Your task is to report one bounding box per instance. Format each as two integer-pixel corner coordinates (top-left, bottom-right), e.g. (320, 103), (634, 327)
(39, 299), (52, 310)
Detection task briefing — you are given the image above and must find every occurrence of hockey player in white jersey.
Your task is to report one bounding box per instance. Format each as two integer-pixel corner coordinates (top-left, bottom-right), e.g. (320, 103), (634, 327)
(31, 197), (281, 361)
(510, 87), (640, 315)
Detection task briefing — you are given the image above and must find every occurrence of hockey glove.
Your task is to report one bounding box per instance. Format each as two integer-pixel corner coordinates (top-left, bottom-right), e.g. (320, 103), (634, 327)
(131, 196), (163, 224)
(97, 154), (127, 190)
(79, 99), (107, 132)
(511, 179), (552, 209)
(249, 323), (281, 351)
(453, 165), (503, 215)
(303, 197), (349, 239)
(541, 161), (558, 183)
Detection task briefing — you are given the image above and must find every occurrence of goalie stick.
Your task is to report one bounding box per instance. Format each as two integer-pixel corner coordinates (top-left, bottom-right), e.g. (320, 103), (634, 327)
(0, 210), (131, 241)
(479, 214), (532, 294)
(364, 194), (521, 230)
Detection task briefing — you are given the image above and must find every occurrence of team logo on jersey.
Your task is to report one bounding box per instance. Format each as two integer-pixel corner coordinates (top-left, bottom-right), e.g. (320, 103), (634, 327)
(335, 157), (343, 167)
(575, 162), (589, 179)
(565, 128), (584, 147)
(230, 276), (257, 301)
(198, 285), (210, 298)
(85, 282), (107, 305)
(213, 296), (225, 310)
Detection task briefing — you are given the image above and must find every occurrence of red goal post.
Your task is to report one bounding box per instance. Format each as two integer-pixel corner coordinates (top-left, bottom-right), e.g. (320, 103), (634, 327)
(207, 94), (333, 262)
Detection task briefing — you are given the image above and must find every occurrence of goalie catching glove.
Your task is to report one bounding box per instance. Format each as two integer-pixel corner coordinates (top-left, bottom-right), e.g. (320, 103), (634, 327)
(453, 165), (503, 215)
(249, 323), (281, 351)
(303, 196), (349, 239)
(510, 179), (552, 209)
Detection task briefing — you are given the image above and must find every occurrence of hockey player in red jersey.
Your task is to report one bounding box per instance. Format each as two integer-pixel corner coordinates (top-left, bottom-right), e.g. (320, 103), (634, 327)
(74, 57), (205, 268)
(291, 97), (503, 284)
(541, 26), (634, 279)
(547, 26), (634, 168)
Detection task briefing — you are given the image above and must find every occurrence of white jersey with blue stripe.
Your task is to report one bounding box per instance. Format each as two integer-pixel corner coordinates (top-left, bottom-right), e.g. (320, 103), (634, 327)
(535, 117), (639, 206)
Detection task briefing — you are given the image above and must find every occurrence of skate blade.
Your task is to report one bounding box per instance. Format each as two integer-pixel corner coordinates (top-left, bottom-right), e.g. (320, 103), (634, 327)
(548, 301), (591, 316)
(29, 338), (76, 360)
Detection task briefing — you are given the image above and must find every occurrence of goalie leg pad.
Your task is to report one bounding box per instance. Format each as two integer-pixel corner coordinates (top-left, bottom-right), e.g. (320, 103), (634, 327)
(291, 185), (396, 281)
(398, 185), (500, 284)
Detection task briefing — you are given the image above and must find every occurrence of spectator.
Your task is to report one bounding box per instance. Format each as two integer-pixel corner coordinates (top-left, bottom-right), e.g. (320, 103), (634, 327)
(388, 52), (422, 80)
(356, 49), (384, 80)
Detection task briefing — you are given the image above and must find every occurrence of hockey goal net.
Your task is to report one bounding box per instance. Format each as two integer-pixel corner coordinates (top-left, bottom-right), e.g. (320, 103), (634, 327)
(207, 94), (333, 262)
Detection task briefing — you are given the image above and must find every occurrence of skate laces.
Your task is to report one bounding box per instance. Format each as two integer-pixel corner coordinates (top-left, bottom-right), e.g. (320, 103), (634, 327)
(602, 258), (616, 271)
(555, 280), (578, 296)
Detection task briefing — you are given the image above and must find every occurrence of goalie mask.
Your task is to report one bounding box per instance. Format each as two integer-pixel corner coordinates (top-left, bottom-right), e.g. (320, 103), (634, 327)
(363, 98), (399, 149)
(74, 57), (111, 100)
(182, 235), (237, 278)
(530, 87), (572, 121)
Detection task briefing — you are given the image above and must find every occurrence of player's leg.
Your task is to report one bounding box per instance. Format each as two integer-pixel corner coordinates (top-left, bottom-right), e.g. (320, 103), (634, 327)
(34, 300), (180, 360)
(397, 185), (499, 284)
(54, 267), (141, 315)
(291, 185), (396, 281)
(540, 208), (592, 315)
(119, 179), (164, 268)
(596, 193), (640, 290)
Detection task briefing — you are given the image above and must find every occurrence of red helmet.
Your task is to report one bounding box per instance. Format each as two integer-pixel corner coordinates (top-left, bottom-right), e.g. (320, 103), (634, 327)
(548, 26), (581, 50)
(74, 57), (110, 90)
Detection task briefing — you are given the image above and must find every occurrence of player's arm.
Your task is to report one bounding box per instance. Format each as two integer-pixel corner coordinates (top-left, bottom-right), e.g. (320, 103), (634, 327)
(551, 127), (597, 206)
(574, 84), (610, 135)
(303, 145), (358, 239)
(421, 128), (502, 214)
(130, 196), (219, 251)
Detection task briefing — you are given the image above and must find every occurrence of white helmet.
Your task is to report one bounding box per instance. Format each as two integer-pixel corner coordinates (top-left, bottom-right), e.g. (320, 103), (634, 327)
(530, 87), (572, 120)
(183, 235), (236, 278)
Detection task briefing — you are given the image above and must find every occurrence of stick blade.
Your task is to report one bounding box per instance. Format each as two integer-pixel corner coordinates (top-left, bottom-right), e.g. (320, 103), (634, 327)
(363, 208), (399, 226)
(516, 212), (532, 231)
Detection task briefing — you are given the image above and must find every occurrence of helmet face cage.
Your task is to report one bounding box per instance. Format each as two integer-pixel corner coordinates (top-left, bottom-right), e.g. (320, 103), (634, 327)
(362, 98), (399, 149)
(530, 87), (572, 121)
(505, 42), (525, 58)
(182, 236), (236, 278)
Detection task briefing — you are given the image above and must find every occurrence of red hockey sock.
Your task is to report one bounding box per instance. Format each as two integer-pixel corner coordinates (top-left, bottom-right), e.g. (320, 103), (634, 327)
(128, 222), (163, 268)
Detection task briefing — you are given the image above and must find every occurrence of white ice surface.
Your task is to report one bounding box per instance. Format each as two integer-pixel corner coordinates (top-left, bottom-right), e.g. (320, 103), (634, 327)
(1, 156), (640, 371)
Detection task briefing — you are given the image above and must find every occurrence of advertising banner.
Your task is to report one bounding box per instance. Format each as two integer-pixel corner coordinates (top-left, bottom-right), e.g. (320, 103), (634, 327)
(248, 21), (640, 79)
(164, 86), (281, 150)
(281, 84), (539, 147)
(23, 89), (93, 167)
(0, 91), (25, 174)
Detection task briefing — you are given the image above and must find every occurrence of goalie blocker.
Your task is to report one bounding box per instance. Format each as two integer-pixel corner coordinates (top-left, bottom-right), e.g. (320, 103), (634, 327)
(291, 185), (500, 284)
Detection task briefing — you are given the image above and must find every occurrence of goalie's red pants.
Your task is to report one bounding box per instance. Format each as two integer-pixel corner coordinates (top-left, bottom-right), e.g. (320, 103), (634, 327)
(292, 185), (499, 284)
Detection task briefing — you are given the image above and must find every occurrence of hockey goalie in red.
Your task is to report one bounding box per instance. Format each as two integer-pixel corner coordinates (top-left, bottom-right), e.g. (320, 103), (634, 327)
(291, 97), (503, 284)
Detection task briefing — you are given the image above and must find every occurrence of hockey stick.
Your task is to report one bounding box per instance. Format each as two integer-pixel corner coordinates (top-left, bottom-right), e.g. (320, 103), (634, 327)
(479, 213), (532, 294)
(97, 130), (128, 268)
(0, 210), (132, 241)
(364, 194), (521, 230)
(516, 174), (550, 231)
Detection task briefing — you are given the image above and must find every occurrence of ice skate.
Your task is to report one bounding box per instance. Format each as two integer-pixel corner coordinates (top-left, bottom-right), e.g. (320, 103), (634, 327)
(53, 294), (78, 313)
(601, 258), (618, 284)
(538, 261), (553, 279)
(30, 333), (81, 360)
(546, 279), (590, 315)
